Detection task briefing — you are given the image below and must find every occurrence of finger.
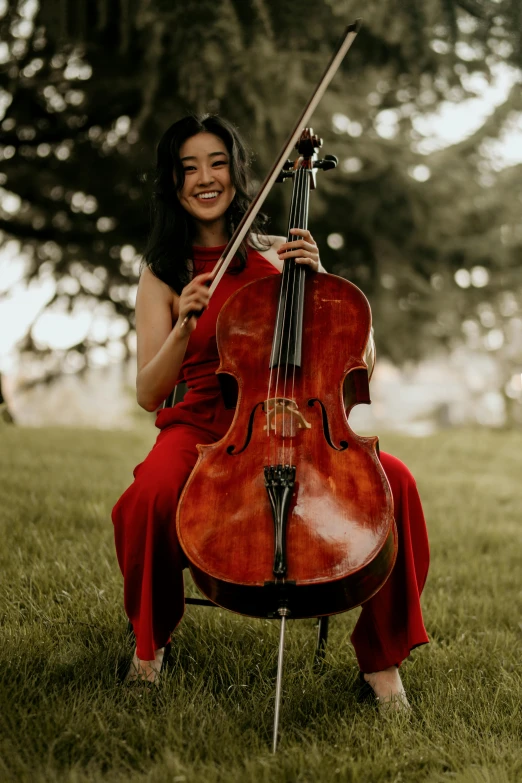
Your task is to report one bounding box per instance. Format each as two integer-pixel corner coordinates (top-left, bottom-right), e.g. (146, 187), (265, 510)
(277, 248), (313, 261)
(290, 229), (316, 245)
(278, 249), (318, 260)
(280, 239), (310, 249)
(189, 285), (211, 300)
(193, 271), (214, 283)
(185, 298), (209, 312)
(184, 289), (209, 303)
(278, 240), (316, 254)
(295, 258), (319, 270)
(182, 308), (205, 326)
(183, 282), (210, 299)
(185, 302), (208, 315)
(182, 297), (208, 316)
(191, 289), (211, 303)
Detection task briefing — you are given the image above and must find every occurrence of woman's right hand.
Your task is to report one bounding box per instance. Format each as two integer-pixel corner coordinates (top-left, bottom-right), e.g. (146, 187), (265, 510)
(176, 272), (213, 334)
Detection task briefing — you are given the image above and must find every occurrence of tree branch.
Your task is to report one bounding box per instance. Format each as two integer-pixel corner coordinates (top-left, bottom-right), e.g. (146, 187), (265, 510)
(456, 0), (495, 21)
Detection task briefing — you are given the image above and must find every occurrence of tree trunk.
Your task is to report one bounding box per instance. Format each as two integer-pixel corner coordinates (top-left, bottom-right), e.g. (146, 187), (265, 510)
(0, 373), (15, 424)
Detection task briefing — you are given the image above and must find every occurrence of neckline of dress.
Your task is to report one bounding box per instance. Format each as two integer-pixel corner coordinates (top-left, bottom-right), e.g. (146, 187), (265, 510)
(191, 244), (227, 262)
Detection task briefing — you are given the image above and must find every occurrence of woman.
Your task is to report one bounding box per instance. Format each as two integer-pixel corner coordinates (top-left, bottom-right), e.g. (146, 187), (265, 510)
(112, 114), (430, 708)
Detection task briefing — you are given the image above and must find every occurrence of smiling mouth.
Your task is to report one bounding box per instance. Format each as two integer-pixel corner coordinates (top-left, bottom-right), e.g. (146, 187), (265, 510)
(195, 191), (221, 201)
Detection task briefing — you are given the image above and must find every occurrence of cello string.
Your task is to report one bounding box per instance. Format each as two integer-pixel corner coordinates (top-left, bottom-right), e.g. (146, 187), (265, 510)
(292, 166), (309, 466)
(277, 167), (299, 465)
(267, 166), (298, 466)
(281, 166), (305, 466)
(266, 243), (288, 466)
(275, 165), (302, 466)
(289, 166), (308, 468)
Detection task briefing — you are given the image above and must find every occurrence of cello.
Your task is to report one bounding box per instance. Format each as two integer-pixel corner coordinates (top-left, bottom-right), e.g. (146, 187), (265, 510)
(176, 20), (397, 750)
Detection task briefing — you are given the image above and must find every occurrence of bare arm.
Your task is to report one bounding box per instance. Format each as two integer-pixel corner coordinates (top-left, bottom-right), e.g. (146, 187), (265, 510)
(135, 266), (211, 412)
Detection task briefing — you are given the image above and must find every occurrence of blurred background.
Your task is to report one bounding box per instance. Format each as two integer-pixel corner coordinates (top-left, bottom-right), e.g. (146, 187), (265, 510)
(0, 0), (521, 435)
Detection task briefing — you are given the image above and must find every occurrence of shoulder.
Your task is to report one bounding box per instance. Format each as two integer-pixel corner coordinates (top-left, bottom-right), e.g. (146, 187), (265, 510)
(137, 265), (176, 313)
(139, 265), (175, 295)
(251, 233), (285, 249)
(250, 234), (285, 272)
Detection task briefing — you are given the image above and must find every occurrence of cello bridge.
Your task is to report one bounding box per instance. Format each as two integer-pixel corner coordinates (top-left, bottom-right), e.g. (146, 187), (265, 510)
(263, 397), (311, 437)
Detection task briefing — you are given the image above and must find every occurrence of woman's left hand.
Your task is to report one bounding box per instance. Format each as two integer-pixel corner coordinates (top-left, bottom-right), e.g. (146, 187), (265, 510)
(276, 228), (322, 273)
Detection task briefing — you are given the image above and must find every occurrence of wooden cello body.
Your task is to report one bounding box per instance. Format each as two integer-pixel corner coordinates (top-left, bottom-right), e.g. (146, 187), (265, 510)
(177, 271), (396, 618)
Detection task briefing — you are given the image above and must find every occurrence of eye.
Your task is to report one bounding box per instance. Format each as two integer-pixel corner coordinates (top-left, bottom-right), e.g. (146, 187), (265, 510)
(183, 166), (196, 172)
(212, 159), (227, 167)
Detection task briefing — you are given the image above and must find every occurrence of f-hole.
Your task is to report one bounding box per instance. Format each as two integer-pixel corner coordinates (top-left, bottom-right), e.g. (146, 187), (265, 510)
(307, 399), (348, 451)
(226, 402), (264, 455)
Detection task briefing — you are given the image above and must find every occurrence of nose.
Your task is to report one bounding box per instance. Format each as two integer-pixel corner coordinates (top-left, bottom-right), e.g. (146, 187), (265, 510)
(198, 164), (215, 186)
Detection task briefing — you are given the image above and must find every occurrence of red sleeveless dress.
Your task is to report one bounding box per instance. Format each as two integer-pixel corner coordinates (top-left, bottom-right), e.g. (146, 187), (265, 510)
(112, 244), (430, 666)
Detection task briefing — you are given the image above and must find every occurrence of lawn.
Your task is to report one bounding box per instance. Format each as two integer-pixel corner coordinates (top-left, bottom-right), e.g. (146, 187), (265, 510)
(0, 424), (521, 782)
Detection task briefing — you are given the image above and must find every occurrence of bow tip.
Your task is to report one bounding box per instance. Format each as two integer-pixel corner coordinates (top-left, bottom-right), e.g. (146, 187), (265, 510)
(347, 18), (363, 34)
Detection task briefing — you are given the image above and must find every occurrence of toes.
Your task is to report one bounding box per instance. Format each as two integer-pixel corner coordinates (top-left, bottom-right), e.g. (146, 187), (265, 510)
(378, 693), (411, 714)
(125, 648), (165, 685)
(125, 651), (141, 682)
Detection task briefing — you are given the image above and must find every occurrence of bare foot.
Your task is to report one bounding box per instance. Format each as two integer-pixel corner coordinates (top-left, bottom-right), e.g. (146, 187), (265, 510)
(363, 666), (410, 712)
(126, 646), (166, 685)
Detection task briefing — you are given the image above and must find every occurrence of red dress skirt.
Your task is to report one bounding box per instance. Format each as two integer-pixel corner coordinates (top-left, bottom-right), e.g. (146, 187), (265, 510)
(112, 245), (430, 669)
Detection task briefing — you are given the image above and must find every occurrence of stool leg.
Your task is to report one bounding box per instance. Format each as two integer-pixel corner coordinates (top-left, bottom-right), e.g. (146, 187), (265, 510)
(314, 616), (329, 665)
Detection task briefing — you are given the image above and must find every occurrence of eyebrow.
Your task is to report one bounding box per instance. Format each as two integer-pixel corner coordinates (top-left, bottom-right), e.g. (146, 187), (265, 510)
(180, 151), (228, 162)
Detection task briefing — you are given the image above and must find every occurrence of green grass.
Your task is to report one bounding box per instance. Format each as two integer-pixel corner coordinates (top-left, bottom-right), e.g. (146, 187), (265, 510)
(0, 424), (521, 782)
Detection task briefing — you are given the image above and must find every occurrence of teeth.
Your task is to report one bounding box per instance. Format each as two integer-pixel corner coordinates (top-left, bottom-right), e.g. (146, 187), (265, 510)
(197, 192), (219, 199)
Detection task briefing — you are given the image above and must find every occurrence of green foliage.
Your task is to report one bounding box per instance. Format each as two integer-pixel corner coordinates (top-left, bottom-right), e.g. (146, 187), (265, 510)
(0, 426), (521, 780)
(0, 0), (521, 390)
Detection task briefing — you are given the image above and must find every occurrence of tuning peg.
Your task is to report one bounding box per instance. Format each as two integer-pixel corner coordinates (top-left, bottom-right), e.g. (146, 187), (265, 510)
(276, 160), (295, 183)
(313, 155), (338, 171)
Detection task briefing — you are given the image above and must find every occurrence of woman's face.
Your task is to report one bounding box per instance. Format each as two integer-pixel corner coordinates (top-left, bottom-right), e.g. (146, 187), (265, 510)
(176, 132), (236, 225)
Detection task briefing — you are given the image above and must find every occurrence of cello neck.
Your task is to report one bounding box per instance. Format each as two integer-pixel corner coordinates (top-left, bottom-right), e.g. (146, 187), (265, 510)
(285, 166), (311, 240)
(269, 167), (312, 371)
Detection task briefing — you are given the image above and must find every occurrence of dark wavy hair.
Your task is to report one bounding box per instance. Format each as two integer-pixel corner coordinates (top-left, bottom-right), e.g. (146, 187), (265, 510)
(142, 114), (270, 294)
